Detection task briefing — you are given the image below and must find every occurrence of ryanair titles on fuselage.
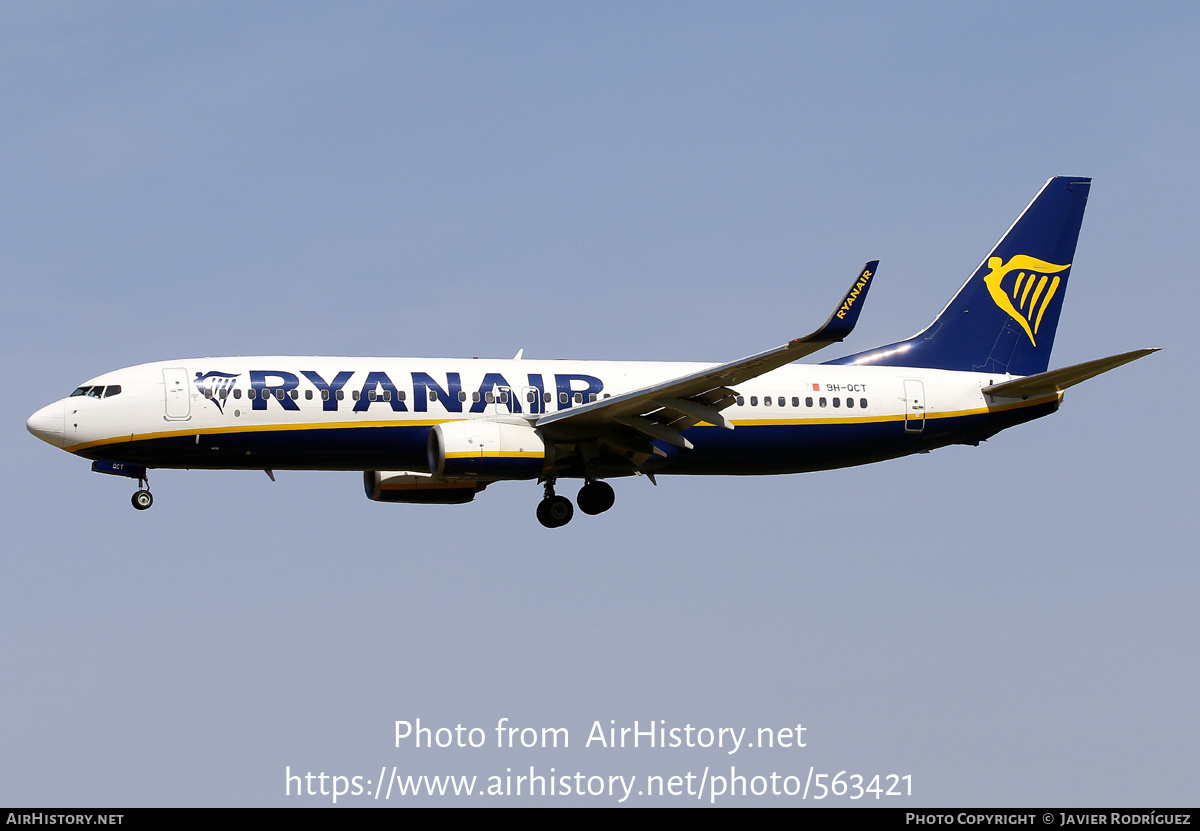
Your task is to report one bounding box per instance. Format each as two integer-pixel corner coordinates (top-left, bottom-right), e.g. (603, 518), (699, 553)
(193, 369), (606, 414)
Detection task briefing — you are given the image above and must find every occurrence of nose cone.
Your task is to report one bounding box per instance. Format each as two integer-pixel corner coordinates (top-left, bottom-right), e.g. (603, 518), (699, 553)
(27, 401), (65, 447)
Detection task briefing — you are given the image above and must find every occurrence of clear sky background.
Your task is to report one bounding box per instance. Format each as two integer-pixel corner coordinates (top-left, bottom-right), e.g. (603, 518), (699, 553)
(2, 2), (1197, 807)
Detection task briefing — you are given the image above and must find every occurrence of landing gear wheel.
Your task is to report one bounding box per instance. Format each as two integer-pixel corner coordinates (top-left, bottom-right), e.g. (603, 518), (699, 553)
(577, 480), (615, 515)
(131, 489), (153, 511)
(536, 495), (574, 528)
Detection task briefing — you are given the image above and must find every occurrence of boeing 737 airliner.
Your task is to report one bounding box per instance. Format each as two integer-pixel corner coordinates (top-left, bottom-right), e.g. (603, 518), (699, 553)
(27, 177), (1156, 527)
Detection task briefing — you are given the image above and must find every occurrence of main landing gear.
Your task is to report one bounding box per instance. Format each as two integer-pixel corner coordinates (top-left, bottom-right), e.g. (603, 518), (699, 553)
(577, 480), (615, 515)
(536, 480), (574, 528)
(536, 479), (616, 528)
(131, 489), (154, 511)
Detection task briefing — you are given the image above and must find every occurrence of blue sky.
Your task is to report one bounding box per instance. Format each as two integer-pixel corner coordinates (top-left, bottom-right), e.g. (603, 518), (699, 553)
(3, 2), (1197, 806)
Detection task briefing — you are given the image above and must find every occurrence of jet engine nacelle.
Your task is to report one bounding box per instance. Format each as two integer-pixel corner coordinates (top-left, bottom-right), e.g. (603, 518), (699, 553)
(428, 419), (549, 480)
(363, 470), (486, 504)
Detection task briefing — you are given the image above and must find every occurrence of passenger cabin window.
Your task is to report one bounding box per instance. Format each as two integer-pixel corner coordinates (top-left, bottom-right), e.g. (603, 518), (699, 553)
(846, 397), (854, 408)
(305, 389), (313, 400)
(321, 390), (329, 401)
(860, 398), (867, 408)
(559, 392), (568, 404)
(833, 397), (840, 407)
(750, 396), (758, 406)
(792, 397), (799, 407)
(736, 396), (745, 406)
(485, 391), (494, 403)
(428, 391), (437, 402)
(805, 397), (813, 407)
(234, 389), (242, 399)
(819, 397), (826, 407)
(456, 391), (466, 402)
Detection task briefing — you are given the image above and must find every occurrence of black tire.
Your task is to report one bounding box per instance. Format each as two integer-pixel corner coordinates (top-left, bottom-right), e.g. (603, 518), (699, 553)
(536, 495), (574, 528)
(577, 480), (615, 515)
(131, 490), (153, 511)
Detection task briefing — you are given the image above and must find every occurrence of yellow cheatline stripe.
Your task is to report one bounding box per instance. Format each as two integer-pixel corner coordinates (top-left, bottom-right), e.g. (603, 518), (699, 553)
(726, 394), (1059, 427)
(731, 413), (900, 427)
(444, 451), (544, 459)
(382, 482), (478, 491)
(68, 394), (1061, 454)
(64, 417), (450, 453)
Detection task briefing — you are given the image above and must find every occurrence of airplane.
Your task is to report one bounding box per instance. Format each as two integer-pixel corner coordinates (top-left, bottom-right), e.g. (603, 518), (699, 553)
(27, 176), (1157, 528)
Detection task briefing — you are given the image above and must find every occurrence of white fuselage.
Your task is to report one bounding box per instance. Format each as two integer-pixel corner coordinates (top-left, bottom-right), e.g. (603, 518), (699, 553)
(28, 356), (1053, 477)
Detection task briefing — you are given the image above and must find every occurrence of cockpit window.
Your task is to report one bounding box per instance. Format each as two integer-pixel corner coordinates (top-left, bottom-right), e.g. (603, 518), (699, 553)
(70, 385), (122, 398)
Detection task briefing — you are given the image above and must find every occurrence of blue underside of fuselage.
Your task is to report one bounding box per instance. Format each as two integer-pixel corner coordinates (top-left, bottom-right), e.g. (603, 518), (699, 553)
(77, 400), (1058, 478)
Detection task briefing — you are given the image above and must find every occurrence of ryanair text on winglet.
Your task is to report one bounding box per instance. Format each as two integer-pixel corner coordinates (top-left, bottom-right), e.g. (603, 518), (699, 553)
(835, 267), (873, 319)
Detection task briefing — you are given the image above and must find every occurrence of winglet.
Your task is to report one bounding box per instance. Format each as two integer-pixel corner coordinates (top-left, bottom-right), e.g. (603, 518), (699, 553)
(806, 260), (879, 344)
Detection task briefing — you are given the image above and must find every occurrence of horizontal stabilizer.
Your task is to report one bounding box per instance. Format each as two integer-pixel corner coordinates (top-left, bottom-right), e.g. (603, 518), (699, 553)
(983, 348), (1160, 398)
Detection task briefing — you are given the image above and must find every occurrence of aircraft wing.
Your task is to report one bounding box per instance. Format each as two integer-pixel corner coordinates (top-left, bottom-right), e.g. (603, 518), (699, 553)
(535, 262), (878, 452)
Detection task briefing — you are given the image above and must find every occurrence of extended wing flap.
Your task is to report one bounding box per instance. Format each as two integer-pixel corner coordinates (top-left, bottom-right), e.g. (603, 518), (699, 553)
(982, 348), (1160, 398)
(537, 261), (879, 443)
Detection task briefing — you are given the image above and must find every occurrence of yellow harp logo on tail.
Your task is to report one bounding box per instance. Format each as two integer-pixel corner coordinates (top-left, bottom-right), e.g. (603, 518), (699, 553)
(983, 255), (1070, 347)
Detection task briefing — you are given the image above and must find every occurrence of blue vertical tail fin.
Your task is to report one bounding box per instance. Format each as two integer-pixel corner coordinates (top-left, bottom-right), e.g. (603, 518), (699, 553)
(828, 176), (1091, 376)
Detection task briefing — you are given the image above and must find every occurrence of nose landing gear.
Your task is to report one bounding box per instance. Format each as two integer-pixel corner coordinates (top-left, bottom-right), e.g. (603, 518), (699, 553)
(90, 460), (154, 511)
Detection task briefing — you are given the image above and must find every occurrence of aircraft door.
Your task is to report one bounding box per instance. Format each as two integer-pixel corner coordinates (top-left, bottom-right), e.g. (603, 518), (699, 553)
(163, 367), (192, 421)
(903, 379), (925, 433)
(489, 385), (516, 415)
